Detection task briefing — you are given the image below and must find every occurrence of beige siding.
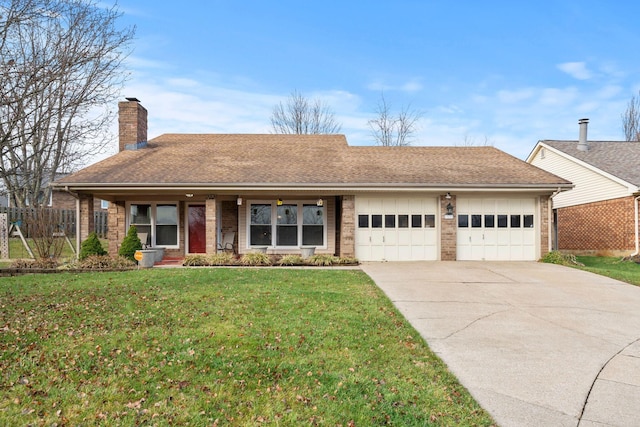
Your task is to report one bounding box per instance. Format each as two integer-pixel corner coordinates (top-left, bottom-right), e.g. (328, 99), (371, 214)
(530, 147), (630, 209)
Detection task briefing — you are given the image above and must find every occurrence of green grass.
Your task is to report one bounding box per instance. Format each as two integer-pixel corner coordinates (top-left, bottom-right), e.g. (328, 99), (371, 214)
(575, 256), (640, 286)
(0, 269), (494, 426)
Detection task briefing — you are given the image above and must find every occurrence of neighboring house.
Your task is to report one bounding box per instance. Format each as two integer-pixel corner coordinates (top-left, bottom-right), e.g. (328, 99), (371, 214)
(0, 172), (108, 211)
(52, 99), (571, 261)
(527, 119), (640, 256)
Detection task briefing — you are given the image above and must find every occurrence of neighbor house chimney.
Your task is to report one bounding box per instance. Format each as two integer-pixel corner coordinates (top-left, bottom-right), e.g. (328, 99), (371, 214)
(118, 97), (148, 152)
(577, 118), (589, 151)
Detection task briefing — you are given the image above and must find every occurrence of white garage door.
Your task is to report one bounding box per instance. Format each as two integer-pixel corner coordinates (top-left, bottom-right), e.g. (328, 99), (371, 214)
(457, 198), (537, 261)
(356, 196), (438, 261)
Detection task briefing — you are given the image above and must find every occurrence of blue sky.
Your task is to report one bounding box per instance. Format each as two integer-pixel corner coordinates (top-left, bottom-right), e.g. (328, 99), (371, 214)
(111, 0), (640, 160)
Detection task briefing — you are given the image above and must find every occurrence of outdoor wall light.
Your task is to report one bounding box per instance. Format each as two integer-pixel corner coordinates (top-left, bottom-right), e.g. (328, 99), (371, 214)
(316, 198), (324, 207)
(446, 202), (454, 216)
(237, 197), (242, 206)
(445, 192), (452, 199)
(277, 198), (283, 206)
(185, 193), (194, 198)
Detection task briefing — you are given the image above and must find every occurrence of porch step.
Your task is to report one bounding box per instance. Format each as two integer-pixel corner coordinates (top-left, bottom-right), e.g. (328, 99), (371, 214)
(154, 257), (184, 267)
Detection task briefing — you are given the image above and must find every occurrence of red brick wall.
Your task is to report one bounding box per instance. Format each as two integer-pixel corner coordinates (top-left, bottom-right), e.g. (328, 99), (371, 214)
(557, 196), (637, 253)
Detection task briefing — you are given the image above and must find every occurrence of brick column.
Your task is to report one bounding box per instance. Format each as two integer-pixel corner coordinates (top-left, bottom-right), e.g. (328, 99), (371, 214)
(206, 198), (218, 254)
(108, 201), (126, 255)
(440, 194), (457, 261)
(78, 194), (95, 243)
(339, 195), (355, 258)
(539, 196), (550, 258)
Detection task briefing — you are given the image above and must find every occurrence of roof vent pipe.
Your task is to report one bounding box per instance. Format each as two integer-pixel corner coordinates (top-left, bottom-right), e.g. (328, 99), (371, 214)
(577, 118), (589, 151)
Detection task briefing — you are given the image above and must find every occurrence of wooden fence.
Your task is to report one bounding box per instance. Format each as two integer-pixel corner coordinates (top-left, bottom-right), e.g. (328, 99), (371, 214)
(0, 207), (108, 238)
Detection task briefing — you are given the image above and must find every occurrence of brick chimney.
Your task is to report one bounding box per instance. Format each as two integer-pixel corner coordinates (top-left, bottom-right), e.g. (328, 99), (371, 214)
(577, 118), (589, 151)
(118, 97), (148, 151)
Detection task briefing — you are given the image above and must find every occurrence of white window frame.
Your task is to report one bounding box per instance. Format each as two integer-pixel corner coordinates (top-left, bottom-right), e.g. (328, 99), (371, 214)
(100, 199), (109, 209)
(126, 201), (180, 249)
(246, 200), (327, 249)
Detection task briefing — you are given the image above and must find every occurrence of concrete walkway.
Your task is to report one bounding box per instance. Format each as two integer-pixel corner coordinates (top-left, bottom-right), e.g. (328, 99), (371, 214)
(361, 261), (640, 427)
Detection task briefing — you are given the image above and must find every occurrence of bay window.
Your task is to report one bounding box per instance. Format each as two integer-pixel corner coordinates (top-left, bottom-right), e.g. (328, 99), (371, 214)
(129, 203), (179, 247)
(249, 201), (326, 247)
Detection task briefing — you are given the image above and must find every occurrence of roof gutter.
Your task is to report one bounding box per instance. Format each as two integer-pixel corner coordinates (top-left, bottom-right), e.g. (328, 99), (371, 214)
(52, 182), (574, 193)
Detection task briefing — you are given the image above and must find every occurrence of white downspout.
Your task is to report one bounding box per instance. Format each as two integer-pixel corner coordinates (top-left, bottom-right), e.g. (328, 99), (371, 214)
(632, 195), (640, 257)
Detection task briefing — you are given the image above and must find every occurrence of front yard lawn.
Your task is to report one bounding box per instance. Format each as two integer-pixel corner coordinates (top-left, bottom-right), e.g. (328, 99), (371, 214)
(575, 256), (640, 286)
(0, 268), (494, 426)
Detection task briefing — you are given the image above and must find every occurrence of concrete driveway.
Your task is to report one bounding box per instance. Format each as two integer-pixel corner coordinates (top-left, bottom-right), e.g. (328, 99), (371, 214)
(361, 261), (640, 427)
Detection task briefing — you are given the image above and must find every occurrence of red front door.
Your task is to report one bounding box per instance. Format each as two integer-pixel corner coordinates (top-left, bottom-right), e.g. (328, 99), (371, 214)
(188, 205), (206, 253)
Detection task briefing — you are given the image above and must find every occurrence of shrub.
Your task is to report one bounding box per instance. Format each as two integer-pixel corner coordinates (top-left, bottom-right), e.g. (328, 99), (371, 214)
(278, 254), (305, 266)
(307, 254), (338, 266)
(79, 232), (107, 260)
(337, 257), (359, 265)
(11, 258), (58, 269)
(540, 251), (583, 266)
(118, 225), (142, 262)
(240, 252), (271, 266)
(183, 254), (209, 266)
(208, 252), (237, 266)
(67, 255), (135, 270)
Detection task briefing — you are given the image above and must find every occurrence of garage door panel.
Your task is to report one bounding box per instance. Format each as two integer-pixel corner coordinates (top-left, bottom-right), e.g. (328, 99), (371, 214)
(356, 196), (438, 261)
(458, 197), (538, 261)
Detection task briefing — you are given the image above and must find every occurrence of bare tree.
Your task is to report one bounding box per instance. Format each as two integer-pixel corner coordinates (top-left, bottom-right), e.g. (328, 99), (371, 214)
(622, 91), (640, 141)
(0, 0), (134, 207)
(271, 90), (342, 134)
(458, 133), (492, 146)
(368, 93), (421, 146)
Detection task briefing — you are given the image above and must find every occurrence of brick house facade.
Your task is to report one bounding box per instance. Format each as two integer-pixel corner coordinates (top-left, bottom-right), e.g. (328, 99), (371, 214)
(528, 120), (640, 256)
(53, 99), (570, 261)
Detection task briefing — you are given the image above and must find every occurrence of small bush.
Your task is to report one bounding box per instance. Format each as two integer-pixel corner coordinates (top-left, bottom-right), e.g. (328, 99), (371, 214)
(540, 251), (583, 266)
(67, 255), (136, 270)
(208, 252), (236, 266)
(240, 252), (271, 266)
(307, 254), (339, 266)
(11, 258), (58, 269)
(118, 225), (142, 262)
(336, 257), (359, 265)
(183, 254), (209, 266)
(278, 254), (305, 266)
(79, 232), (107, 260)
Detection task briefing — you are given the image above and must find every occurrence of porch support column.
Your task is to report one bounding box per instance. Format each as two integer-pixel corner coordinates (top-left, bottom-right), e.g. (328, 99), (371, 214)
(108, 201), (126, 255)
(206, 198), (217, 254)
(78, 194), (94, 254)
(540, 195), (551, 258)
(440, 194), (457, 261)
(339, 195), (355, 258)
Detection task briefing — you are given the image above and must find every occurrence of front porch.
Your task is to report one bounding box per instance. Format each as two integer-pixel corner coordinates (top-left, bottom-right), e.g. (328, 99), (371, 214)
(76, 194), (355, 259)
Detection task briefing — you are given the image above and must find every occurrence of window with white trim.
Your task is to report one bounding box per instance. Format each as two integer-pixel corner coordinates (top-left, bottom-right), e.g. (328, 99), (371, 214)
(249, 201), (325, 247)
(129, 203), (179, 247)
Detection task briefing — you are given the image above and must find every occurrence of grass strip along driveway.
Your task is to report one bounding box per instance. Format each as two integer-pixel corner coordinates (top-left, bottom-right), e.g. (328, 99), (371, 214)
(0, 269), (494, 426)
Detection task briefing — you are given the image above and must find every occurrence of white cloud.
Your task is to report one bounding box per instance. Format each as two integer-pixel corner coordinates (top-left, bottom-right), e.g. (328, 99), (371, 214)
(497, 88), (535, 104)
(366, 78), (423, 93)
(557, 62), (593, 80)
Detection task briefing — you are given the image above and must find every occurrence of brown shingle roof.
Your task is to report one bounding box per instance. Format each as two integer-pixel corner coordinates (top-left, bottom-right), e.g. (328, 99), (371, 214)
(57, 134), (570, 188)
(542, 140), (640, 187)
